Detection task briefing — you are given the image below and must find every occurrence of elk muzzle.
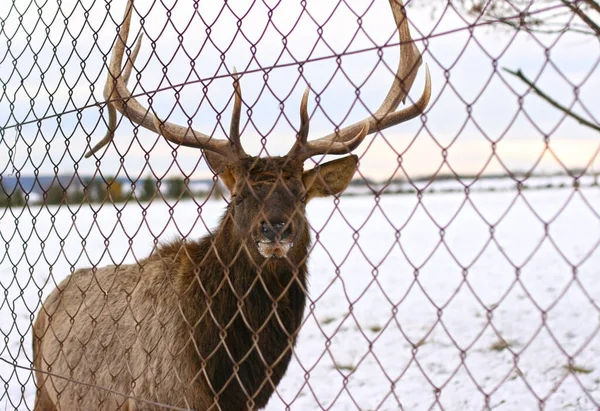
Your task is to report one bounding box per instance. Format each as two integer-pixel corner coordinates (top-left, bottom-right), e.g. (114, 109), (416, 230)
(256, 219), (295, 258)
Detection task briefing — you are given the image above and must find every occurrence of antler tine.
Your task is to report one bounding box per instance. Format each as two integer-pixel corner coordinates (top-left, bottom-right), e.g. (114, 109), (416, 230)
(287, 86), (311, 157)
(377, 0), (423, 112)
(85, 32), (142, 158)
(122, 33), (143, 86)
(288, 85), (370, 160)
(298, 86), (311, 144)
(288, 0), (431, 161)
(87, 0), (233, 160)
(229, 68), (248, 158)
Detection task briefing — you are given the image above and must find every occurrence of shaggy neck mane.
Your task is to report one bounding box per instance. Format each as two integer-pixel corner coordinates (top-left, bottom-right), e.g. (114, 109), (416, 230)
(146, 207), (310, 407)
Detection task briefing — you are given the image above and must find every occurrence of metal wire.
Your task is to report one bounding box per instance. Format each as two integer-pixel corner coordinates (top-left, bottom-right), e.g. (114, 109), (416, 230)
(1, 0), (599, 410)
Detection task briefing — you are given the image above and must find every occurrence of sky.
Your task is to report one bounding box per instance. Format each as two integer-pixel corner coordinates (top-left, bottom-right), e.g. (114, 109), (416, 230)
(0, 0), (599, 182)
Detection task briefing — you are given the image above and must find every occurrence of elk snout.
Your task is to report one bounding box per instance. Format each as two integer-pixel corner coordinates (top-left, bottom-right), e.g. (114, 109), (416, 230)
(260, 220), (293, 242)
(256, 219), (295, 259)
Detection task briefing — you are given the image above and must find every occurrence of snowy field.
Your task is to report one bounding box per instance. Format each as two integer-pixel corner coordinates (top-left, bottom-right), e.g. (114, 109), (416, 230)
(1, 187), (600, 410)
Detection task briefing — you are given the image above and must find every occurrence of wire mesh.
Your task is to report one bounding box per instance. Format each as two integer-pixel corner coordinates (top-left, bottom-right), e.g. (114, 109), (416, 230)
(1, 0), (600, 410)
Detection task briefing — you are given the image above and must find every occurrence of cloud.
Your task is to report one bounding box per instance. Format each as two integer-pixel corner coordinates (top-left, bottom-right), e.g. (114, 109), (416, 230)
(1, 0), (598, 181)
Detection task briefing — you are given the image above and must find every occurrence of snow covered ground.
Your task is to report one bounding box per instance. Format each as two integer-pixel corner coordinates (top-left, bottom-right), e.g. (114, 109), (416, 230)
(1, 186), (600, 410)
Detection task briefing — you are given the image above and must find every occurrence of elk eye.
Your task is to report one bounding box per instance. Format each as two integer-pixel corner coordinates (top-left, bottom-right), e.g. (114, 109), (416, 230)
(233, 195), (243, 205)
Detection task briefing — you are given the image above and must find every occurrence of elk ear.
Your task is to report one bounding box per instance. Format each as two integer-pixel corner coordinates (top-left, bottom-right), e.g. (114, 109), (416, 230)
(302, 155), (358, 202)
(205, 152), (236, 192)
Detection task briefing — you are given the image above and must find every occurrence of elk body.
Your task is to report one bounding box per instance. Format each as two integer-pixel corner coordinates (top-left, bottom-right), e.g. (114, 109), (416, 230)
(32, 0), (430, 409)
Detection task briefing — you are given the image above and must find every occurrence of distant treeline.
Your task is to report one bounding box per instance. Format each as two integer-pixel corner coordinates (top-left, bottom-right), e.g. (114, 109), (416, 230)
(348, 168), (596, 186)
(0, 176), (224, 208)
(2, 170), (597, 208)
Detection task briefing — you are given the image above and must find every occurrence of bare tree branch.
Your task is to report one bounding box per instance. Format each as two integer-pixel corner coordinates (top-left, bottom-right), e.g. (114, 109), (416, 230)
(582, 0), (600, 15)
(493, 18), (595, 35)
(560, 0), (600, 35)
(417, 0), (600, 36)
(503, 68), (600, 133)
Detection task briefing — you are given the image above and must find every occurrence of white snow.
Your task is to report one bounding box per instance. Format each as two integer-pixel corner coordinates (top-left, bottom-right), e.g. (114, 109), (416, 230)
(1, 186), (600, 410)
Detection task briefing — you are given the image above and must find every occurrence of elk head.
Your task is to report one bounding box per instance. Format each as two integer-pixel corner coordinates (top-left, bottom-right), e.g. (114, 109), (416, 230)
(87, 0), (431, 260)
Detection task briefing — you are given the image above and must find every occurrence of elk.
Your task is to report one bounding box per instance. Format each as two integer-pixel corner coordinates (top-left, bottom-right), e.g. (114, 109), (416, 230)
(32, 0), (430, 409)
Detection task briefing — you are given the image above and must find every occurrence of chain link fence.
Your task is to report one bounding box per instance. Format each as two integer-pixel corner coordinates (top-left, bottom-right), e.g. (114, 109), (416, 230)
(1, 0), (600, 409)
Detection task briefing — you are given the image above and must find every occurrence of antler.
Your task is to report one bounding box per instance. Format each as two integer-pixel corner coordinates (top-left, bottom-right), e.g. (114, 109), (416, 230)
(86, 0), (245, 161)
(287, 0), (431, 161)
(89, 0), (429, 165)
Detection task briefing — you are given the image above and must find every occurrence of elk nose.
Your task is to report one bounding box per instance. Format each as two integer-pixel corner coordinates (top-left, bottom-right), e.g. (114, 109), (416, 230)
(261, 221), (293, 242)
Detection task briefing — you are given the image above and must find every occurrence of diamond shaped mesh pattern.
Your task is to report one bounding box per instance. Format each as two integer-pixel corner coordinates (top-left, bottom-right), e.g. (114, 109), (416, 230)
(1, 0), (599, 410)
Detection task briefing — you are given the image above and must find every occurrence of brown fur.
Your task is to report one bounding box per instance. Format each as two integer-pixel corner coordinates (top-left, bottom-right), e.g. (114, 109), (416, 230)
(33, 155), (358, 410)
